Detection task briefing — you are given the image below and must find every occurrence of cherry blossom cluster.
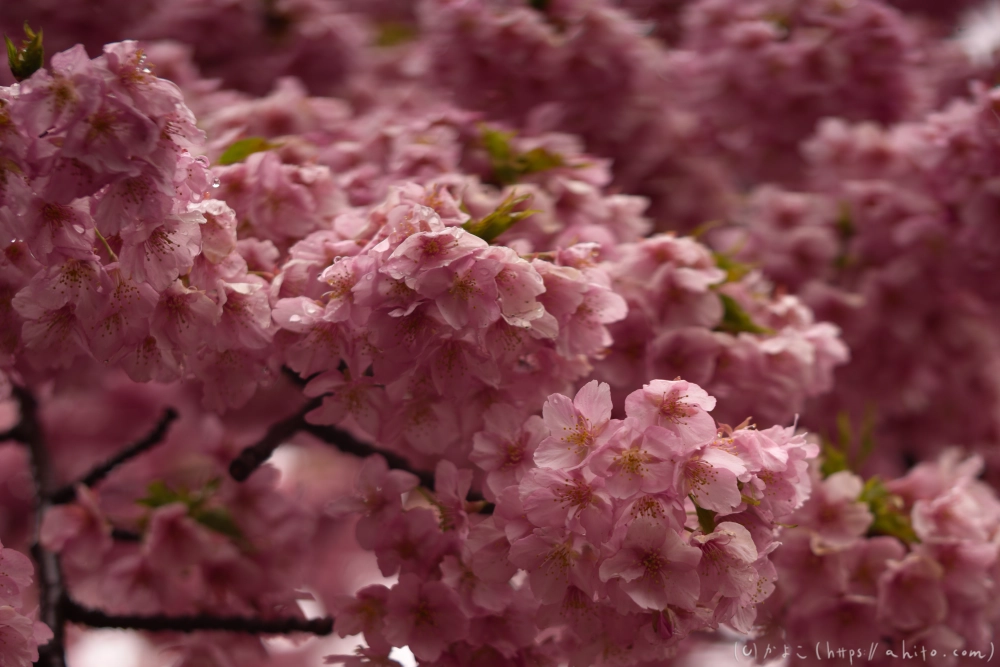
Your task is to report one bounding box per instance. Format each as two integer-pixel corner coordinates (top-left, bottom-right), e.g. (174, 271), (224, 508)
(594, 233), (848, 428)
(0, 541), (51, 666)
(272, 186), (627, 467)
(330, 379), (818, 666)
(157, 50), (846, 443)
(758, 451), (1000, 665)
(675, 0), (928, 184)
(419, 0), (732, 230)
(722, 84), (1000, 480)
(0, 369), (352, 667)
(0, 41), (280, 410)
(3, 0), (1000, 665)
(166, 61), (653, 256)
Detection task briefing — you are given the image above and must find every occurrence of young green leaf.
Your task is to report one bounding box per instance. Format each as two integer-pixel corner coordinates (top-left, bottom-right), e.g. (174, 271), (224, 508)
(5, 23), (44, 83)
(694, 503), (717, 534)
(217, 137), (278, 166)
(462, 191), (538, 243)
(714, 293), (775, 336)
(375, 22), (417, 47)
(191, 507), (245, 543)
(712, 251), (754, 283)
(819, 436), (851, 477)
(479, 125), (565, 186)
(860, 476), (919, 545)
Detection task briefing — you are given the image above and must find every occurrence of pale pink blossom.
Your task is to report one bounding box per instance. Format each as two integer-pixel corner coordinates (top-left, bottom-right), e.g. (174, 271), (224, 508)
(470, 404), (548, 498)
(623, 380), (718, 446)
(598, 517), (702, 611)
(384, 574), (469, 662)
(534, 381), (615, 470)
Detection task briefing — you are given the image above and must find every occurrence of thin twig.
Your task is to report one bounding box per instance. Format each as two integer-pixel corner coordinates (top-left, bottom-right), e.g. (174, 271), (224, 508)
(300, 422), (437, 489)
(300, 422), (494, 512)
(110, 527), (143, 542)
(229, 396), (324, 481)
(63, 598), (334, 635)
(12, 385), (337, 664)
(49, 408), (179, 505)
(11, 385), (67, 667)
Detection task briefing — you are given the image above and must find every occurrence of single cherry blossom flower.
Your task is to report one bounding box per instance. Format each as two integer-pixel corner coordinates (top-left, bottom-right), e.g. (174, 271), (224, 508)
(383, 574), (470, 662)
(534, 380), (616, 470)
(623, 379), (718, 446)
(599, 517), (702, 611)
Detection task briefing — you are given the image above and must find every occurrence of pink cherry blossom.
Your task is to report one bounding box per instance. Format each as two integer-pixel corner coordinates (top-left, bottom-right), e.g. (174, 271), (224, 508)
(534, 380), (615, 470)
(384, 574), (469, 662)
(623, 380), (718, 446)
(328, 454), (419, 550)
(598, 517), (702, 611)
(470, 404), (548, 498)
(589, 422), (680, 498)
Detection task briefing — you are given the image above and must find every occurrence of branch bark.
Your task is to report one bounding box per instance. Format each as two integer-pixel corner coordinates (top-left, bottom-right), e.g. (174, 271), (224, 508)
(63, 598), (334, 636)
(49, 408), (179, 505)
(7, 385), (335, 666)
(11, 385), (67, 667)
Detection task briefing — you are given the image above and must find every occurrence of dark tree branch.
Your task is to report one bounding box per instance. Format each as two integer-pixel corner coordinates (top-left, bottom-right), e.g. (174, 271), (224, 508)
(10, 385), (67, 667)
(10, 384), (336, 665)
(280, 365), (320, 389)
(300, 422), (494, 512)
(300, 422), (437, 490)
(229, 396), (325, 481)
(227, 386), (494, 511)
(63, 598), (334, 636)
(49, 408), (179, 505)
(110, 527), (143, 542)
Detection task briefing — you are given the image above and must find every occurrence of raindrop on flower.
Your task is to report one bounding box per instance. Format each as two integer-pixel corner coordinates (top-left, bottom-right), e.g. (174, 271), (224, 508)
(289, 314), (302, 323)
(195, 156), (211, 168)
(212, 178), (221, 188)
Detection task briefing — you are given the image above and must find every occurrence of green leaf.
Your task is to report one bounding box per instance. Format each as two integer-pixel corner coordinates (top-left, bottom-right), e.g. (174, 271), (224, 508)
(479, 125), (564, 186)
(859, 476), (919, 545)
(191, 507), (245, 542)
(820, 408), (879, 476)
(834, 202), (855, 270)
(217, 137), (277, 166)
(462, 191), (538, 243)
(694, 502), (716, 534)
(712, 251), (754, 283)
(836, 411), (852, 451)
(857, 405), (878, 467)
(137, 479), (248, 546)
(819, 436), (850, 477)
(519, 147), (564, 174)
(375, 22), (417, 47)
(6, 23), (44, 83)
(714, 293), (774, 336)
(137, 480), (187, 508)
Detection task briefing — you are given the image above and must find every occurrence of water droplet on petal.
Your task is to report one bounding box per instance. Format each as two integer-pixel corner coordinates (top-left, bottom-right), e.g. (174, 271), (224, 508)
(365, 274), (374, 281)
(195, 156), (211, 168)
(212, 178), (221, 188)
(72, 224), (85, 234)
(289, 314), (302, 323)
